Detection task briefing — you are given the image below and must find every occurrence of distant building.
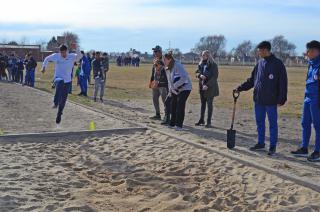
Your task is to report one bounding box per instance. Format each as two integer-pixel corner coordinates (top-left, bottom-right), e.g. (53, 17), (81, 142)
(0, 44), (52, 61)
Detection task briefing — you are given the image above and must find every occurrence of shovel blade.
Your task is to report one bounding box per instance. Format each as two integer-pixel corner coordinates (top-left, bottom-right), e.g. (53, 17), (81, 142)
(227, 129), (236, 149)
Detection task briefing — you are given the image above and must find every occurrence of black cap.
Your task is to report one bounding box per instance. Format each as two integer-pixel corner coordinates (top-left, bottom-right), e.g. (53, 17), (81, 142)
(152, 45), (162, 52)
(306, 40), (320, 51)
(257, 41), (271, 51)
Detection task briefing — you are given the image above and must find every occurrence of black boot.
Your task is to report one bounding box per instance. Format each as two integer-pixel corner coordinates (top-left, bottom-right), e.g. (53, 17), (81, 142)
(195, 119), (205, 126)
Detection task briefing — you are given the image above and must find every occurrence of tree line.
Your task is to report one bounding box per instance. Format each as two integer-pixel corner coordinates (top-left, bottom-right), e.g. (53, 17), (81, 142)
(2, 32), (298, 62)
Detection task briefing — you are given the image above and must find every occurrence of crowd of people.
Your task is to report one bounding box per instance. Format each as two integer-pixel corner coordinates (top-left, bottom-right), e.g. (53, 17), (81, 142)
(1, 39), (320, 162)
(0, 52), (38, 86)
(149, 40), (320, 162)
(116, 55), (140, 67)
(41, 45), (110, 124)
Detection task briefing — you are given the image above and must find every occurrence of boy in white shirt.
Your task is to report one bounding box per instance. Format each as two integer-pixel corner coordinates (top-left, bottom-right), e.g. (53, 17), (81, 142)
(41, 44), (82, 124)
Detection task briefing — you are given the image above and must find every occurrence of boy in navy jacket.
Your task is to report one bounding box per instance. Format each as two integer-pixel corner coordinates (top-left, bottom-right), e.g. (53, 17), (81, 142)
(291, 40), (320, 162)
(235, 41), (288, 156)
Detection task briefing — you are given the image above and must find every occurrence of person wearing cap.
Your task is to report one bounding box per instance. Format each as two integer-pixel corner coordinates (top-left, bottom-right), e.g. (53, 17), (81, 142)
(149, 45), (169, 122)
(78, 51), (91, 96)
(291, 40), (320, 162)
(234, 41), (288, 156)
(41, 44), (83, 124)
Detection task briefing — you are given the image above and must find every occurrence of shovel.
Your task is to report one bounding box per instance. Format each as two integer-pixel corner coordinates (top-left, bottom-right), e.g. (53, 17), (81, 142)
(227, 90), (240, 149)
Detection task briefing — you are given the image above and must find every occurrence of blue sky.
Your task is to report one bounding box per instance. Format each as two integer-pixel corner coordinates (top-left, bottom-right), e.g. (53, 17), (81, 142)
(0, 0), (319, 55)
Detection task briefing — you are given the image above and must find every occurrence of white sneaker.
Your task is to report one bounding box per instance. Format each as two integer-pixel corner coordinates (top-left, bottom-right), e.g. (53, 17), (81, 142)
(175, 127), (186, 131)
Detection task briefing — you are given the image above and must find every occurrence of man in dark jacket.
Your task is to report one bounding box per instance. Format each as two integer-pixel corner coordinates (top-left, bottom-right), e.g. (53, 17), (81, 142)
(0, 53), (8, 80)
(149, 45), (169, 122)
(235, 41), (288, 156)
(291, 40), (320, 162)
(24, 53), (37, 87)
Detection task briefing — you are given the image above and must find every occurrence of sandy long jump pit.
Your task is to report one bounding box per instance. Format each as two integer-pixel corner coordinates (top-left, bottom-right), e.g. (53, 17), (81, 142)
(0, 82), (132, 134)
(1, 129), (320, 212)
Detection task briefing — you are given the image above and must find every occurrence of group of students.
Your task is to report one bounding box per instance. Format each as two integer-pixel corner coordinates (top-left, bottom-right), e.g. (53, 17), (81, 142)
(41, 44), (110, 124)
(116, 55), (140, 67)
(0, 52), (38, 87)
(150, 40), (320, 162)
(74, 51), (109, 102)
(149, 45), (193, 131)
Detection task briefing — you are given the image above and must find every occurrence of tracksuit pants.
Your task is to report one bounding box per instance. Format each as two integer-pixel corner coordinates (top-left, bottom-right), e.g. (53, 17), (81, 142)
(170, 90), (191, 128)
(94, 78), (106, 99)
(79, 74), (88, 95)
(152, 87), (168, 115)
(301, 99), (320, 152)
(254, 103), (278, 147)
(54, 80), (71, 116)
(25, 69), (35, 87)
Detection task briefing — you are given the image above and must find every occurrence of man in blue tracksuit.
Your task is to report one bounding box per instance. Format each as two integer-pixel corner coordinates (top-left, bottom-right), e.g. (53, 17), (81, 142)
(78, 51), (90, 96)
(235, 41), (288, 156)
(291, 40), (320, 162)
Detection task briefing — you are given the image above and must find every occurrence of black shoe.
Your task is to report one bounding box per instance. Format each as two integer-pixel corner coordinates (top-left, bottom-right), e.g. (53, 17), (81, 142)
(205, 123), (213, 128)
(268, 146), (276, 156)
(83, 93), (88, 97)
(307, 151), (320, 162)
(249, 143), (265, 151)
(291, 147), (308, 157)
(78, 92), (83, 96)
(195, 120), (205, 126)
(150, 114), (161, 120)
(56, 114), (62, 124)
(100, 98), (103, 102)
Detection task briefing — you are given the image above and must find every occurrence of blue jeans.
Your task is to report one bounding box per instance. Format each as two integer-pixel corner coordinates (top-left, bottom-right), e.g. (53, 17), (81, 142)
(254, 103), (278, 147)
(25, 69), (35, 87)
(54, 80), (71, 116)
(79, 74), (88, 95)
(301, 100), (320, 152)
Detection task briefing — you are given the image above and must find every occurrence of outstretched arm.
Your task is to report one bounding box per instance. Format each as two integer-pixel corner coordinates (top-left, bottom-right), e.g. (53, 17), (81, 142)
(41, 53), (57, 73)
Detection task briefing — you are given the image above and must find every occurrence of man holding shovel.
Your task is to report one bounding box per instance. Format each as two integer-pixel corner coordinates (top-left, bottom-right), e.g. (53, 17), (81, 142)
(234, 41), (288, 156)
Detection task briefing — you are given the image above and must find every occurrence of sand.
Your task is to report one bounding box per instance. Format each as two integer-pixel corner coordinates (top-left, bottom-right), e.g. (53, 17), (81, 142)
(1, 82), (320, 211)
(0, 82), (131, 134)
(90, 98), (320, 184)
(1, 131), (320, 212)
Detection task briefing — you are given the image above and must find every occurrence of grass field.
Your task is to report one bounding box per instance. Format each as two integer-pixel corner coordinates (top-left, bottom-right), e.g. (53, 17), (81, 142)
(34, 63), (308, 118)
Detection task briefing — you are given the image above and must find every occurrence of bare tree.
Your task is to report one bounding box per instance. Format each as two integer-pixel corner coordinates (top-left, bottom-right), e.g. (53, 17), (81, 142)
(194, 35), (226, 58)
(7, 41), (18, 45)
(234, 40), (253, 62)
(270, 35), (296, 61)
(166, 48), (182, 60)
(47, 36), (58, 51)
(62, 31), (80, 50)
